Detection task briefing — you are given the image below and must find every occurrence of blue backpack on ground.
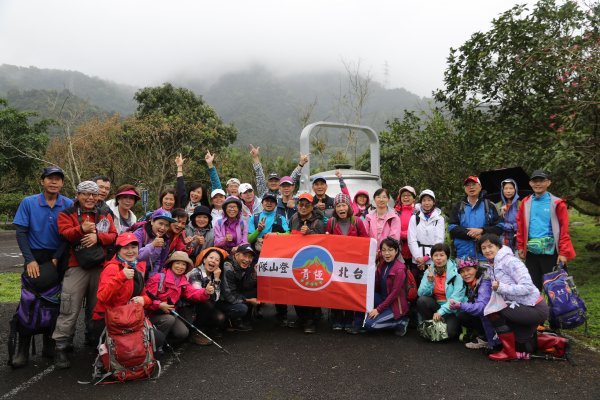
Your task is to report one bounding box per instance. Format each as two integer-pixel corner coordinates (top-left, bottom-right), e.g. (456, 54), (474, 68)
(542, 264), (587, 330)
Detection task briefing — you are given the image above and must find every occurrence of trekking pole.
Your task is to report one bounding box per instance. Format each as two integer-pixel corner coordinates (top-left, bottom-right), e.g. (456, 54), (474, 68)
(170, 310), (230, 355)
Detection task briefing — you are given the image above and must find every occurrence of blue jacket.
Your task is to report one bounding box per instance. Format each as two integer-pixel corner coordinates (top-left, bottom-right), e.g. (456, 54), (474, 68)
(248, 209), (290, 242)
(448, 194), (503, 260)
(417, 259), (466, 316)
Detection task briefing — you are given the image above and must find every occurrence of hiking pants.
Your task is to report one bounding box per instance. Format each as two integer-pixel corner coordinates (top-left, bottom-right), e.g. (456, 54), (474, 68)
(52, 266), (101, 346)
(150, 313), (189, 341)
(416, 296), (460, 339)
(488, 300), (549, 344)
(525, 252), (556, 291)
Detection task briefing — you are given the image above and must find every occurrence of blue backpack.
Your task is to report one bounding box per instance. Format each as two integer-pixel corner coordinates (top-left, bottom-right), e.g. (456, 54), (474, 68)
(543, 264), (587, 330)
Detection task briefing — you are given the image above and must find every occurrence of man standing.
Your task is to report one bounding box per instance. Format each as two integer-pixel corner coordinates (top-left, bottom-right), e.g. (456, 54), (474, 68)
(276, 176), (298, 223)
(11, 166), (73, 368)
(311, 176), (334, 220)
(448, 176), (503, 261)
(288, 193), (326, 333)
(517, 170), (575, 290)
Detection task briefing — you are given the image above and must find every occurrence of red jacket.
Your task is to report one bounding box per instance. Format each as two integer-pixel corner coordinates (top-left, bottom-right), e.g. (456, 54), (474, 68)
(57, 204), (118, 267)
(145, 268), (209, 315)
(325, 216), (369, 237)
(516, 193), (576, 260)
(168, 231), (193, 256)
(397, 204), (414, 261)
(93, 258), (151, 320)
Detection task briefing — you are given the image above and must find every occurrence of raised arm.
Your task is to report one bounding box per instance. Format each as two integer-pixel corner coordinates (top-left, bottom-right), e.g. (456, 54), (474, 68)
(250, 144), (267, 198)
(205, 150), (222, 190)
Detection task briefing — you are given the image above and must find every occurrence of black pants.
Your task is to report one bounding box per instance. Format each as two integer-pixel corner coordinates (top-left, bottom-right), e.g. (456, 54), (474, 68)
(416, 296), (460, 339)
(191, 302), (226, 331)
(488, 300), (549, 344)
(525, 252), (557, 291)
(457, 312), (485, 338)
(294, 306), (321, 322)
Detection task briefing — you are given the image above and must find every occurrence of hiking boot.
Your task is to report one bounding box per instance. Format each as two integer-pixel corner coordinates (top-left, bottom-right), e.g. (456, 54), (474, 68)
(288, 318), (304, 329)
(465, 337), (488, 349)
(54, 348), (71, 369)
(332, 323), (343, 331)
(276, 313), (289, 328)
(11, 334), (31, 369)
(395, 324), (408, 337)
(42, 333), (55, 358)
(303, 320), (316, 334)
(488, 332), (517, 361)
(228, 319), (252, 332)
(190, 332), (212, 346)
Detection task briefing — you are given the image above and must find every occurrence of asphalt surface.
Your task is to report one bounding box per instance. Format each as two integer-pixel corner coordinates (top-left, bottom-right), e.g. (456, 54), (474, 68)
(1, 233), (600, 399)
(0, 232), (22, 274)
(0, 302), (599, 400)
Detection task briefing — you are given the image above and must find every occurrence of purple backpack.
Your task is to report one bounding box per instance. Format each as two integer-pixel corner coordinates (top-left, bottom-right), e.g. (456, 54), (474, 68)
(8, 274), (61, 366)
(543, 265), (587, 330)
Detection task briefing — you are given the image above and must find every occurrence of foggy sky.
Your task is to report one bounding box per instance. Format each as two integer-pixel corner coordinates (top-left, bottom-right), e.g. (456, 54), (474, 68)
(0, 0), (537, 97)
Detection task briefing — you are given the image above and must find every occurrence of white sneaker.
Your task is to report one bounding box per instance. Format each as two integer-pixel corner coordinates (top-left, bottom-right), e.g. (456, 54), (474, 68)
(465, 337), (488, 349)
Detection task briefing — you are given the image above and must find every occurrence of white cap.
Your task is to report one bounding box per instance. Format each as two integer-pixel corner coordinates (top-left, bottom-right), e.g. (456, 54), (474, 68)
(419, 189), (435, 200)
(211, 188), (226, 198)
(226, 178), (241, 186)
(239, 183), (253, 193)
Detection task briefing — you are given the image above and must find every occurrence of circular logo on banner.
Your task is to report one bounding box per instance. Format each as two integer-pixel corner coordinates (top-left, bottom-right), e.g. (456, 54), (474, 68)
(290, 246), (334, 291)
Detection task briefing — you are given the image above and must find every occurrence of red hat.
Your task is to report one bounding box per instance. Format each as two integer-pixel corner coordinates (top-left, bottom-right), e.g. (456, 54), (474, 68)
(116, 189), (141, 200)
(463, 176), (481, 185)
(115, 232), (138, 248)
(298, 192), (314, 202)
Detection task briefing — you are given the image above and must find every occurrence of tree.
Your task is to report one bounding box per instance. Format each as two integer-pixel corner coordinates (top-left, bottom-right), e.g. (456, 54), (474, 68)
(434, 0), (600, 213)
(127, 84), (237, 205)
(0, 98), (51, 191)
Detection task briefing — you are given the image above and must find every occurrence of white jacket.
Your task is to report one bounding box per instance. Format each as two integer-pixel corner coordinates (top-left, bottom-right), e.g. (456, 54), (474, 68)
(106, 198), (137, 234)
(407, 207), (445, 262)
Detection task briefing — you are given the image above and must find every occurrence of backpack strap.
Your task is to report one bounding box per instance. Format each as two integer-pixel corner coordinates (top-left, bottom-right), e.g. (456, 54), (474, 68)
(157, 272), (166, 293)
(328, 217), (337, 234)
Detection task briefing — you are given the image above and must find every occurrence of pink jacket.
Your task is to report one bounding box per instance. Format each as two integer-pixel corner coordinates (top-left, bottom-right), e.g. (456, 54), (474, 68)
(364, 209), (401, 248)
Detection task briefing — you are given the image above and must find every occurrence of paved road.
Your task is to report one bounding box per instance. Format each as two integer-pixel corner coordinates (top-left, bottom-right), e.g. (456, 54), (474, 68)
(0, 304), (599, 400)
(0, 232), (22, 273)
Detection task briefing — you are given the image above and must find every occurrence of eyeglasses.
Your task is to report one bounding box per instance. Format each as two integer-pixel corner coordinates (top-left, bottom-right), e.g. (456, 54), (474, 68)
(297, 202), (312, 208)
(79, 192), (98, 198)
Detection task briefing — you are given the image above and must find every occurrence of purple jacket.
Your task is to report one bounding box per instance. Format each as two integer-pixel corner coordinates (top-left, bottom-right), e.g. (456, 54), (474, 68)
(134, 223), (170, 279)
(459, 278), (497, 345)
(213, 217), (248, 251)
(375, 259), (409, 319)
(489, 245), (540, 306)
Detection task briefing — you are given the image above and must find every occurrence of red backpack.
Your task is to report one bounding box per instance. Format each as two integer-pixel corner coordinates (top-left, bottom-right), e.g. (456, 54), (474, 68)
(405, 268), (418, 303)
(92, 302), (160, 384)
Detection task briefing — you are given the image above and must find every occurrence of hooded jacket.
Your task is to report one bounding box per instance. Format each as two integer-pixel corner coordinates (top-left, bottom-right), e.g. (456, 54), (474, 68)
(516, 193), (576, 260)
(498, 179), (520, 250)
(135, 222), (171, 280)
(289, 208), (326, 234)
(338, 176), (370, 219)
(488, 245), (540, 306)
(417, 259), (466, 316)
(407, 207), (445, 262)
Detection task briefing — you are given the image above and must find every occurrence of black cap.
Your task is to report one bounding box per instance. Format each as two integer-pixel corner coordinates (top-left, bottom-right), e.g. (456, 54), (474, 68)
(236, 243), (255, 255)
(190, 205), (213, 228)
(530, 170), (550, 180)
(41, 166), (65, 179)
(262, 193), (277, 202)
(268, 172), (280, 181)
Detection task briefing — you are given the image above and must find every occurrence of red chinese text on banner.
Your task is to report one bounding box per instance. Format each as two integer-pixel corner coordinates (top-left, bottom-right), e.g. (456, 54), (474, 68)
(257, 234), (376, 312)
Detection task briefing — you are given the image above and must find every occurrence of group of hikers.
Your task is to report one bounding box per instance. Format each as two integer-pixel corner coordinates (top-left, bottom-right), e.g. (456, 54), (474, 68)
(10, 145), (576, 372)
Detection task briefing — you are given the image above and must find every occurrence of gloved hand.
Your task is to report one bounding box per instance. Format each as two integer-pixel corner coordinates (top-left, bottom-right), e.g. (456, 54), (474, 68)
(448, 299), (461, 310)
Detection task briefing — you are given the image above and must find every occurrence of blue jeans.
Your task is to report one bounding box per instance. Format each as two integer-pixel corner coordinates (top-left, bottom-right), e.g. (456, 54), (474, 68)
(217, 302), (248, 320)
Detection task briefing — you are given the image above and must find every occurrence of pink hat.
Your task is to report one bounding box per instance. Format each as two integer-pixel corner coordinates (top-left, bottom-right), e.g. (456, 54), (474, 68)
(116, 189), (141, 200)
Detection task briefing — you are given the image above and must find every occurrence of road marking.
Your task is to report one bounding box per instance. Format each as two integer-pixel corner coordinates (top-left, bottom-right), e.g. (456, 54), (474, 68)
(0, 253), (22, 258)
(0, 365), (55, 399)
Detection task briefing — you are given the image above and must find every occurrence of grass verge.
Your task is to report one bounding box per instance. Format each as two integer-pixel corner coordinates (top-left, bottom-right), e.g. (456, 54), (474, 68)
(0, 272), (21, 302)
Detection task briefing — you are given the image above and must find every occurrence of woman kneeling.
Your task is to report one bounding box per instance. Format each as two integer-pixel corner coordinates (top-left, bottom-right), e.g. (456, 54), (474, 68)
(478, 234), (549, 360)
